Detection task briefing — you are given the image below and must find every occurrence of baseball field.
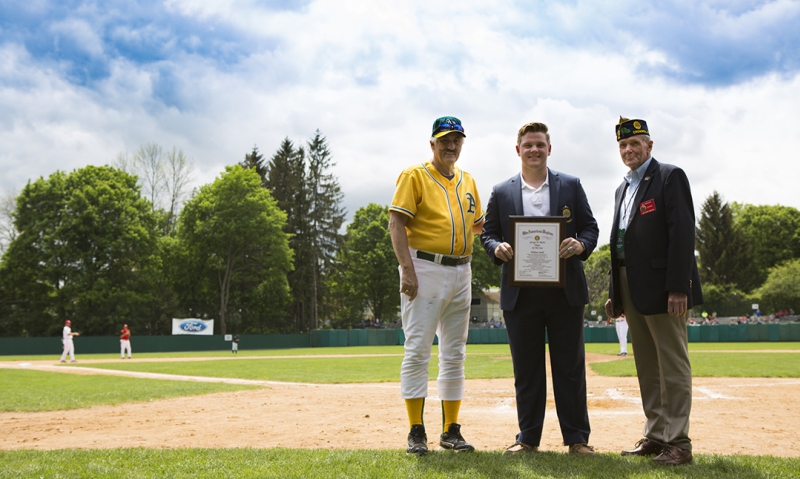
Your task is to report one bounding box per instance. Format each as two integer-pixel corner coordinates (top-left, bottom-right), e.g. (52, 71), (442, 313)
(1, 343), (799, 478)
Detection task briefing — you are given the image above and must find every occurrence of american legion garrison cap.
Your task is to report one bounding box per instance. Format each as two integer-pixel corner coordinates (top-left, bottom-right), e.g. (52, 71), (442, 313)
(616, 117), (649, 141)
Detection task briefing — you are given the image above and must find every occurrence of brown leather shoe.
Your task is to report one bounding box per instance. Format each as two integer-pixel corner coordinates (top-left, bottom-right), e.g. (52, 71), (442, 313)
(621, 438), (663, 456)
(653, 444), (693, 466)
(503, 442), (538, 455)
(568, 443), (596, 455)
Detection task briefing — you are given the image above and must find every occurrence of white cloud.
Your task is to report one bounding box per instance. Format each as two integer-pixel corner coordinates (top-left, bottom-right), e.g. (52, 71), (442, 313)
(1, 0), (799, 245)
(49, 17), (105, 57)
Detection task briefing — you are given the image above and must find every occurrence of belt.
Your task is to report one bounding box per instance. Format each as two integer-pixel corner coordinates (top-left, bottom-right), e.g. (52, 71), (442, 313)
(416, 250), (471, 266)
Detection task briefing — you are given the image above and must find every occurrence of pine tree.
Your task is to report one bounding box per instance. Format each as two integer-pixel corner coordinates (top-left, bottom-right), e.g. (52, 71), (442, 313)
(306, 131), (346, 328)
(240, 146), (268, 187)
(264, 138), (312, 331)
(696, 191), (757, 292)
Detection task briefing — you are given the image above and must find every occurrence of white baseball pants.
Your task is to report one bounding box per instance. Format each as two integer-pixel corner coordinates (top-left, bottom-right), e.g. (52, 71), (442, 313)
(616, 319), (628, 354)
(60, 340), (75, 361)
(399, 254), (471, 401)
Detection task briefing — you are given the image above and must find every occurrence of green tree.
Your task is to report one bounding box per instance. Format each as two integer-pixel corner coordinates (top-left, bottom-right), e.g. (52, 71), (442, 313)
(733, 203), (800, 287)
(306, 131), (346, 327)
(696, 192), (757, 292)
(584, 243), (612, 321)
(698, 283), (755, 317)
(178, 166), (293, 335)
(471, 235), (500, 296)
(240, 146), (268, 187)
(330, 203), (398, 328)
(264, 138), (311, 331)
(756, 258), (800, 313)
(0, 166), (159, 337)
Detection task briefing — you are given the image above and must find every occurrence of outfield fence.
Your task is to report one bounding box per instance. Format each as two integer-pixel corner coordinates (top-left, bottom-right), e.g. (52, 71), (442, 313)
(1, 323), (799, 356)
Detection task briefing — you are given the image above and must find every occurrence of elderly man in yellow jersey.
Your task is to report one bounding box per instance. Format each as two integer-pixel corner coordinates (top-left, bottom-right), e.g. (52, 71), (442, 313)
(389, 116), (485, 455)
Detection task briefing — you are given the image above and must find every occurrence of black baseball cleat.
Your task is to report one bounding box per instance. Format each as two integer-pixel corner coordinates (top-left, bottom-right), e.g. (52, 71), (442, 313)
(440, 423), (475, 452)
(407, 425), (428, 455)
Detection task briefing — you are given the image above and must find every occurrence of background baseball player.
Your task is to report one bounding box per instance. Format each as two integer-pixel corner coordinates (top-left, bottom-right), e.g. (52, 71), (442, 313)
(120, 324), (132, 359)
(389, 116), (484, 455)
(59, 319), (79, 363)
(232, 335), (239, 354)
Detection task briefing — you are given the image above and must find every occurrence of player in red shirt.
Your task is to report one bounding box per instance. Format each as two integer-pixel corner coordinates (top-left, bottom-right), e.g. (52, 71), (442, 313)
(120, 324), (132, 359)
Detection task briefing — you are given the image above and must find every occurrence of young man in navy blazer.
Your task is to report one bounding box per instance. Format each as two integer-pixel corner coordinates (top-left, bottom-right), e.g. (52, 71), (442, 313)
(481, 122), (599, 455)
(604, 117), (703, 466)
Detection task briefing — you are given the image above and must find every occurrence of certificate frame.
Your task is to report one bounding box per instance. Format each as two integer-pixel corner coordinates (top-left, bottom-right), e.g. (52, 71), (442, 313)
(508, 215), (567, 288)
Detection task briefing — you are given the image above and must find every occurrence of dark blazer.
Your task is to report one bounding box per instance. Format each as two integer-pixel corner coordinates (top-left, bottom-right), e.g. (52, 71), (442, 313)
(608, 158), (703, 316)
(481, 169), (599, 311)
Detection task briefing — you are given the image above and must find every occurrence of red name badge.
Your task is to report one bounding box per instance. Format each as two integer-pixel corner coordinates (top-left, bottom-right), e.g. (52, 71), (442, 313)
(639, 199), (656, 215)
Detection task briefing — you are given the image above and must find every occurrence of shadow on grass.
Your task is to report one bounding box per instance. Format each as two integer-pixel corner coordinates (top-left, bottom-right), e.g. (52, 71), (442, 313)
(1, 448), (798, 479)
(401, 450), (800, 479)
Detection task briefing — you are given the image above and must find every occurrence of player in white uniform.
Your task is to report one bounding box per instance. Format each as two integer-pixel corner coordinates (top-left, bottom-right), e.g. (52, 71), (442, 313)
(120, 324), (132, 359)
(60, 319), (79, 363)
(389, 116), (484, 455)
(615, 315), (628, 356)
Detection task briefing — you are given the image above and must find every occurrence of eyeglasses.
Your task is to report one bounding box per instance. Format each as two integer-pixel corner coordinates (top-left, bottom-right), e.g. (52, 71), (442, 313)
(434, 123), (464, 135)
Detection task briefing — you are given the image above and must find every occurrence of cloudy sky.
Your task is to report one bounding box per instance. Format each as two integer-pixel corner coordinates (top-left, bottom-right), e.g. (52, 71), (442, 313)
(2, 0), (799, 244)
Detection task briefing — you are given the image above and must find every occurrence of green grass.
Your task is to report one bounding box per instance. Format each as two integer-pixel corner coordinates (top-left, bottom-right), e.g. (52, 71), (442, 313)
(0, 448), (798, 479)
(2, 342), (797, 363)
(583, 342), (800, 354)
(2, 343), (797, 413)
(72, 349), (515, 383)
(0, 369), (260, 412)
(686, 342), (800, 351)
(591, 352), (800, 377)
(63, 343), (800, 383)
(0, 346), (409, 362)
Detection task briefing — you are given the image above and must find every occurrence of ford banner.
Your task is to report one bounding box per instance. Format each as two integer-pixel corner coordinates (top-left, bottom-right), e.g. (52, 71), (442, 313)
(172, 318), (214, 335)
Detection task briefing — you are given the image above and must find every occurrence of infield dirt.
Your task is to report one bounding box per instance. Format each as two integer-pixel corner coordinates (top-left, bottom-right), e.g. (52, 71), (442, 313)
(1, 353), (798, 457)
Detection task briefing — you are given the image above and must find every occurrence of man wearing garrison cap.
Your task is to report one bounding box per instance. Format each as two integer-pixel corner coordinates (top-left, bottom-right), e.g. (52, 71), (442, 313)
(605, 117), (703, 466)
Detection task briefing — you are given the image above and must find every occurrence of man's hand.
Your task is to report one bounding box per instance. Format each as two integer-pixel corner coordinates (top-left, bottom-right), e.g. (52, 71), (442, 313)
(389, 211), (418, 301)
(559, 238), (584, 259)
(494, 242), (513, 262)
(400, 266), (419, 301)
(668, 292), (688, 317)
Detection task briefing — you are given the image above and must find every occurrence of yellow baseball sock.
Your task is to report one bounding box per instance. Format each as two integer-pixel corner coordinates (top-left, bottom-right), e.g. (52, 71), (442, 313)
(442, 400), (461, 432)
(405, 398), (425, 428)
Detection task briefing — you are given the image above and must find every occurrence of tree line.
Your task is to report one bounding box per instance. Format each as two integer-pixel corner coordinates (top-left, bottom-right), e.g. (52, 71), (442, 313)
(0, 132), (346, 337)
(583, 192), (800, 319)
(2, 135), (798, 338)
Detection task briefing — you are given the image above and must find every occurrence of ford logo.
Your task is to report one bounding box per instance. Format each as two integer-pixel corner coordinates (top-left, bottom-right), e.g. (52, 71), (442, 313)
(179, 320), (207, 333)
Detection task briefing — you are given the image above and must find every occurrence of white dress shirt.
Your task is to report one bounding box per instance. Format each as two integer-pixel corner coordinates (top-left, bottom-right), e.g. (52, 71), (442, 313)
(521, 171), (550, 217)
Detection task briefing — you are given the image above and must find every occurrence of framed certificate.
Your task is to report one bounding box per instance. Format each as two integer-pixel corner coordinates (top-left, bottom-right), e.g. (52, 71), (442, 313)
(508, 216), (567, 288)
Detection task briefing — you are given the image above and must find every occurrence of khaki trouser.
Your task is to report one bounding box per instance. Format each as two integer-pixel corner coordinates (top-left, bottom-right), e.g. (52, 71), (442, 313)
(620, 267), (692, 451)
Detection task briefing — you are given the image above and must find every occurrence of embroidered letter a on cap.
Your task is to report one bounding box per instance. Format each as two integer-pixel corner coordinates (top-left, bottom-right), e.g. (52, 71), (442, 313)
(639, 199), (656, 215)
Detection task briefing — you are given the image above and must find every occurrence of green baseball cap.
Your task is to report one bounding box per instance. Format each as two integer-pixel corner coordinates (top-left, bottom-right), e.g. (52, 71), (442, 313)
(432, 116), (466, 139)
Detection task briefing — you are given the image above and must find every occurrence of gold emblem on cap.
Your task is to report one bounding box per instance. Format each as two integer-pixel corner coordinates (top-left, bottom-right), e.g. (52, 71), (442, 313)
(633, 121), (641, 129)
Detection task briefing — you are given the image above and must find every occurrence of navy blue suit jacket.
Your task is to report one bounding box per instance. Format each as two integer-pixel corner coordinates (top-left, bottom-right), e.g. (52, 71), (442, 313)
(481, 169), (599, 311)
(608, 158), (703, 316)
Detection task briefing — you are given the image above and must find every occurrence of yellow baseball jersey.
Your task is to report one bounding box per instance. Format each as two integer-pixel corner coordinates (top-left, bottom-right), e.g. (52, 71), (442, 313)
(390, 162), (483, 256)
